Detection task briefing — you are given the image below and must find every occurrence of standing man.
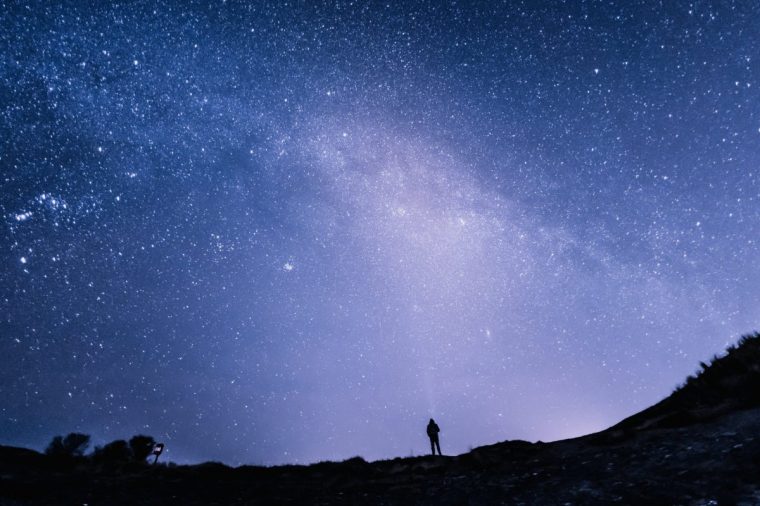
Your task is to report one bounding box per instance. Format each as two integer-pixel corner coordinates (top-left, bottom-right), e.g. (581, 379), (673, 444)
(426, 418), (442, 456)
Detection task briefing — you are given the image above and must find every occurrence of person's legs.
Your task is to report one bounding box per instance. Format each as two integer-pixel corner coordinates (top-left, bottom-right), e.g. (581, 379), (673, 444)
(435, 438), (441, 455)
(430, 438), (435, 455)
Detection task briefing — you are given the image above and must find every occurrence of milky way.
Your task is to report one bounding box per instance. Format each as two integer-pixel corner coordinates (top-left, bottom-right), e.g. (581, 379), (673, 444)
(2, 1), (760, 465)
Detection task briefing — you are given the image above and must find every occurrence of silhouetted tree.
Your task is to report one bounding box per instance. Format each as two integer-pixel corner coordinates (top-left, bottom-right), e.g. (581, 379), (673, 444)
(129, 435), (156, 463)
(45, 433), (90, 458)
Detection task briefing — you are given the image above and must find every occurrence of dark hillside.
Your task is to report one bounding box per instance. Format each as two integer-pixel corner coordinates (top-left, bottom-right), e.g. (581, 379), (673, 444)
(608, 332), (760, 434)
(3, 333), (760, 505)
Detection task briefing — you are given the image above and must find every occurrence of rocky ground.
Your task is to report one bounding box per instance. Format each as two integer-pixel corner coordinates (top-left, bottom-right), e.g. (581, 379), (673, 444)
(3, 406), (760, 505)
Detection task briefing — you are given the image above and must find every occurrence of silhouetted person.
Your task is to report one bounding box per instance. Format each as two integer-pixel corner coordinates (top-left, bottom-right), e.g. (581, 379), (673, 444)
(427, 418), (442, 456)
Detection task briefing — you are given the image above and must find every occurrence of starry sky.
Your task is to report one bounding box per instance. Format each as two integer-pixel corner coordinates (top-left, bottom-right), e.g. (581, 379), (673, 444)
(1, 0), (759, 466)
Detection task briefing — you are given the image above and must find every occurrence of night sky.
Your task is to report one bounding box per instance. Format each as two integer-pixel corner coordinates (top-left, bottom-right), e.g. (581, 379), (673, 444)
(2, 0), (759, 466)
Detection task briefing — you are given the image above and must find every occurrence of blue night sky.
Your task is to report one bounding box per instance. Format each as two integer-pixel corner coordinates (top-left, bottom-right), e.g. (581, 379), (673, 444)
(1, 1), (759, 465)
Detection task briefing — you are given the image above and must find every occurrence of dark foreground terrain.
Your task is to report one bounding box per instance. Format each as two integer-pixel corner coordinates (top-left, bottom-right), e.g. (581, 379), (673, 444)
(4, 334), (760, 505)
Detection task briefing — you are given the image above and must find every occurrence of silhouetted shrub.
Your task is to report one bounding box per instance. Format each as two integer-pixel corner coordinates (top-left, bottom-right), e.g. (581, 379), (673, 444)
(45, 436), (65, 457)
(92, 439), (131, 465)
(129, 435), (156, 463)
(673, 332), (760, 406)
(45, 433), (90, 458)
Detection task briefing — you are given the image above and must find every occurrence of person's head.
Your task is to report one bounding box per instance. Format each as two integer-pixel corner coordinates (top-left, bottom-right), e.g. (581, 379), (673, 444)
(429, 418), (434, 423)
